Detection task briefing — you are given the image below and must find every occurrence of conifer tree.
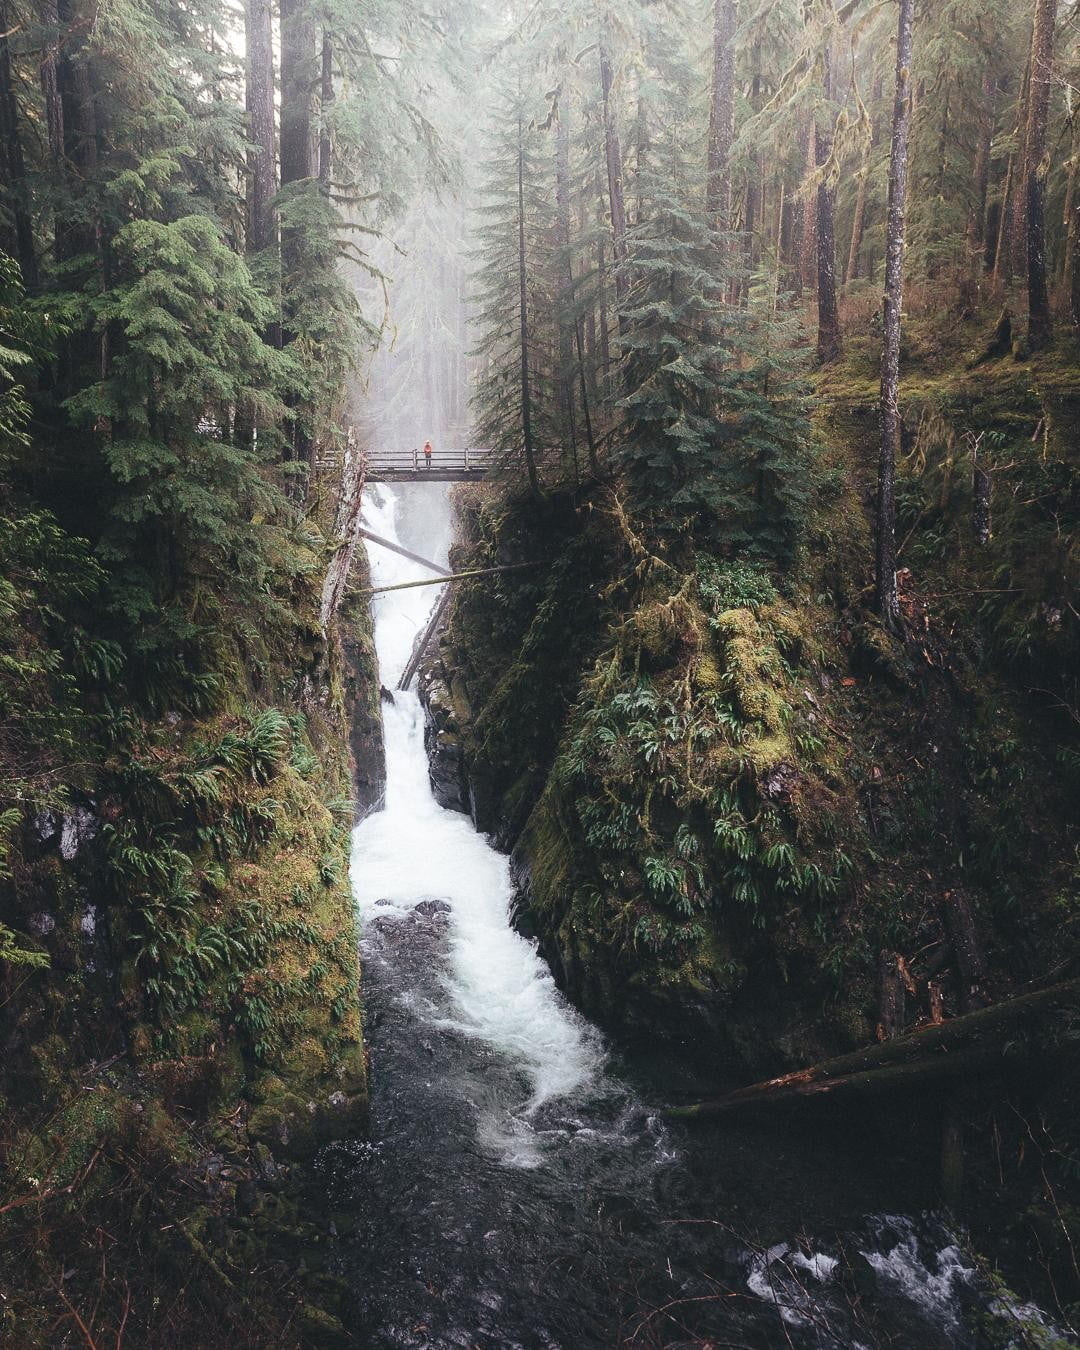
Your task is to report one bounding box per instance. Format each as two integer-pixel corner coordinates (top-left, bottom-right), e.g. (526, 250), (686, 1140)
(618, 133), (809, 556)
(1024, 0), (1058, 345)
(471, 80), (556, 491)
(877, 0), (915, 632)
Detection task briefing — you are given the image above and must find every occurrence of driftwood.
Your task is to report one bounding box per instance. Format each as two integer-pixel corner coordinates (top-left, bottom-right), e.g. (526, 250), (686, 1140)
(665, 978), (1080, 1122)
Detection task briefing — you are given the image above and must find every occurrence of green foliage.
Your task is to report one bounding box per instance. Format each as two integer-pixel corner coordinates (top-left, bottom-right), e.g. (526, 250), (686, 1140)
(552, 585), (851, 965)
(617, 137), (811, 556)
(469, 80), (559, 467)
(696, 555), (778, 616)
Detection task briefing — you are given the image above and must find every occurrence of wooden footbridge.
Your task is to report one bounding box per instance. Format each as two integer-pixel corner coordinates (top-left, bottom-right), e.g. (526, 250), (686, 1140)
(364, 447), (494, 482)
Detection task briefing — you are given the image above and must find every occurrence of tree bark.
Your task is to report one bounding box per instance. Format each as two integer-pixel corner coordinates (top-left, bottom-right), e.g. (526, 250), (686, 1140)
(517, 115), (540, 497)
(705, 0), (736, 232)
(1023, 0), (1057, 347)
(0, 2), (38, 289)
(845, 159), (869, 286)
(941, 888), (988, 1011)
(1059, 123), (1077, 294)
(599, 28), (629, 310)
(319, 32), (333, 189)
(245, 0), (277, 255)
(815, 48), (843, 364)
(1005, 57), (1032, 286)
(280, 0), (315, 187)
(1072, 173), (1080, 331)
(879, 951), (907, 1041)
(797, 120), (817, 296)
(555, 112), (583, 475)
(968, 72), (996, 255)
(991, 151), (1014, 287)
(876, 0), (915, 633)
(320, 428), (365, 633)
(597, 227), (611, 401)
(39, 0), (64, 168)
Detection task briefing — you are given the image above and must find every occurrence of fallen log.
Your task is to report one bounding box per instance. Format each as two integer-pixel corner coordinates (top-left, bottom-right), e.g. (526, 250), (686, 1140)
(359, 528), (450, 576)
(665, 977), (1080, 1122)
(398, 585), (452, 691)
(364, 561), (541, 594)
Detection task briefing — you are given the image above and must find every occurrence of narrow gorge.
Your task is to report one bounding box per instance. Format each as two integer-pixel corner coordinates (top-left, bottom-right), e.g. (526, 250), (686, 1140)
(1, 0), (1078, 1343)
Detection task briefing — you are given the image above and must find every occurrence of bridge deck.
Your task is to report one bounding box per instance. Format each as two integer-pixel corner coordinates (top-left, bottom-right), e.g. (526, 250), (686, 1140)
(366, 468), (490, 482)
(365, 448), (495, 483)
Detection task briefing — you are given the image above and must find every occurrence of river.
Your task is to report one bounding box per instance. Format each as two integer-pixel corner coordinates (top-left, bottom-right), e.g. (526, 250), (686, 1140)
(327, 481), (1065, 1349)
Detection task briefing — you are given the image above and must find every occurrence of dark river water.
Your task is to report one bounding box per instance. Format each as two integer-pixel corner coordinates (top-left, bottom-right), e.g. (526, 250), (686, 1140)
(317, 483), (1066, 1349)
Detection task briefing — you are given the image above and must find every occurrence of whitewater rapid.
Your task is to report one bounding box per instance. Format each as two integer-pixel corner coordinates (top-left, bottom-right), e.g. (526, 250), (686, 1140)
(349, 484), (604, 1136)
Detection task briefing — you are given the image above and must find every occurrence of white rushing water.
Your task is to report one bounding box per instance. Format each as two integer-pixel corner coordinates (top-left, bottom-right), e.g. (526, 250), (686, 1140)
(349, 483), (604, 1139)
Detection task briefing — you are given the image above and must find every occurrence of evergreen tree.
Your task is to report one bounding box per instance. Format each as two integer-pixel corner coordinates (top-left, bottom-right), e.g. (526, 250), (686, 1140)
(471, 80), (558, 490)
(618, 138), (809, 556)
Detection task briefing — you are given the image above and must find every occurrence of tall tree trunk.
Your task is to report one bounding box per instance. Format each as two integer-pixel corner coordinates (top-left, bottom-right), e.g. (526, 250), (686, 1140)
(847, 69), (883, 287)
(968, 72), (996, 255)
(815, 47), (843, 364)
(517, 117), (540, 497)
(739, 64), (762, 304)
(1071, 184), (1080, 330)
(991, 151), (1014, 286)
(1006, 56), (1032, 285)
(1024, 0), (1057, 347)
(319, 32), (333, 189)
(877, 0), (916, 633)
(581, 196), (598, 406)
(597, 224), (611, 403)
(39, 0), (64, 168)
(797, 120), (817, 296)
(1059, 123), (1077, 294)
(845, 158), (870, 286)
(279, 0), (315, 470)
(599, 28), (629, 310)
(633, 78), (648, 228)
(706, 0), (736, 231)
(245, 0), (277, 255)
(280, 0), (315, 187)
(555, 113), (581, 475)
(0, 3), (38, 289)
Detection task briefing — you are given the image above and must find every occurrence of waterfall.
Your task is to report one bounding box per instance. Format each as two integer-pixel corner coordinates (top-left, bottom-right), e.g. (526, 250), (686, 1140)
(349, 483), (604, 1152)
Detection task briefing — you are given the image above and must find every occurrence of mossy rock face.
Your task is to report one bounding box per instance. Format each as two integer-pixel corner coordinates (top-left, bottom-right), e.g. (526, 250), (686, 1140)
(850, 620), (908, 682)
(248, 1073), (368, 1161)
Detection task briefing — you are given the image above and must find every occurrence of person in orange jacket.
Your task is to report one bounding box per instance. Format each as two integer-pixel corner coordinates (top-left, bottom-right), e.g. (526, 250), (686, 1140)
(423, 439), (433, 469)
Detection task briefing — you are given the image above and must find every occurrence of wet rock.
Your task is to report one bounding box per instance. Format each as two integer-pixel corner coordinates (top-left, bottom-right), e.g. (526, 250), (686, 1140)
(418, 662), (469, 813)
(59, 806), (99, 860)
(414, 898), (451, 918)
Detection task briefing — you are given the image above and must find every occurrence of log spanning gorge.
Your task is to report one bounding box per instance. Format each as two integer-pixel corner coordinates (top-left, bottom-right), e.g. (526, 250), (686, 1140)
(322, 482), (1065, 1348)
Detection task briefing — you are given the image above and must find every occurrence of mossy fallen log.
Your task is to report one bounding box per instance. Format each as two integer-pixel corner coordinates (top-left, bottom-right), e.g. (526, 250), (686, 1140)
(666, 977), (1080, 1121)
